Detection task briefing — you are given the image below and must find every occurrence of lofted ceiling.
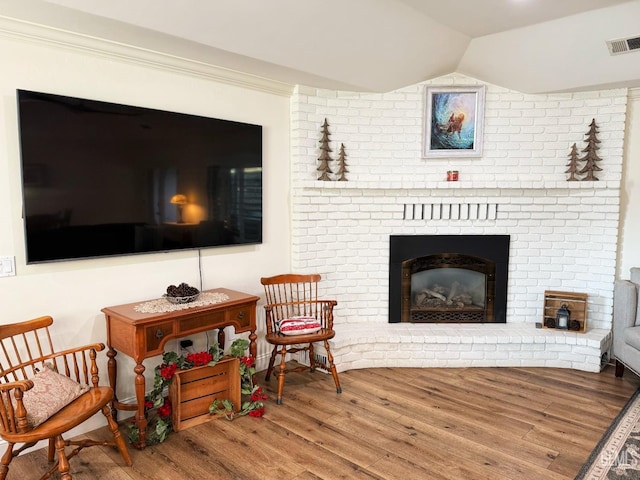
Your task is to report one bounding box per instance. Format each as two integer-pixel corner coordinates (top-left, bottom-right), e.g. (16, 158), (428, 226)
(2, 0), (640, 93)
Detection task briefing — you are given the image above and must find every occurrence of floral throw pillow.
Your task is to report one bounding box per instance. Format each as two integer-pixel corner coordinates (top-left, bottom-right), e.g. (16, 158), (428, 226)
(19, 363), (90, 427)
(279, 316), (322, 336)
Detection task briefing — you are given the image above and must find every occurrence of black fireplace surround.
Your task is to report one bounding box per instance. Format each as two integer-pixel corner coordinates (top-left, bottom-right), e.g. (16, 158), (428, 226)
(389, 235), (510, 323)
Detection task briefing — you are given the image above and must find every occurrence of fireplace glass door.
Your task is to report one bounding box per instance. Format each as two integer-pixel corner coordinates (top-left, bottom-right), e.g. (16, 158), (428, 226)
(401, 254), (495, 323)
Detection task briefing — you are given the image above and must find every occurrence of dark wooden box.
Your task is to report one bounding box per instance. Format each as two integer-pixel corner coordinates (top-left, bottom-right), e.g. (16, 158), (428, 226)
(542, 290), (588, 333)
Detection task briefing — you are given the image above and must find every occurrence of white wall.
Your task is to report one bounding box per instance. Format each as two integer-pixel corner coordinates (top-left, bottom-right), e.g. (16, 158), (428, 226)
(0, 25), (292, 431)
(619, 89), (640, 279)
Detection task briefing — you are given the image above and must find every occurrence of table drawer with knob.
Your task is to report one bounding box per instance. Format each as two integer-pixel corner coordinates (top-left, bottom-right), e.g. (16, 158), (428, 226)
(145, 322), (174, 352)
(226, 306), (253, 329)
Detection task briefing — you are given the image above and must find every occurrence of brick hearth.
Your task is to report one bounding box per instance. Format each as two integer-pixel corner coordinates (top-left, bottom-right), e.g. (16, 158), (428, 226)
(330, 323), (610, 373)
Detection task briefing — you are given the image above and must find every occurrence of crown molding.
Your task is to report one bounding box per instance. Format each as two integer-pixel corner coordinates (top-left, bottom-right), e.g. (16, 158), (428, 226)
(0, 15), (294, 97)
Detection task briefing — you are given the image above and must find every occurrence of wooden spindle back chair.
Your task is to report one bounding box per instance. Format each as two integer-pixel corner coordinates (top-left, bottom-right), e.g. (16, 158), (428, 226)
(0, 316), (131, 480)
(261, 274), (342, 404)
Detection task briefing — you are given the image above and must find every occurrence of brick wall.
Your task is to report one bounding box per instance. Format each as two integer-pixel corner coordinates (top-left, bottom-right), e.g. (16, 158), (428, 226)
(289, 74), (627, 335)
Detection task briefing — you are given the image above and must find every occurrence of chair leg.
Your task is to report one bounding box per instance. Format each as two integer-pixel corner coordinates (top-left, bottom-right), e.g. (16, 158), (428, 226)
(276, 345), (288, 405)
(54, 435), (72, 480)
(324, 340), (342, 394)
(102, 403), (133, 466)
(265, 346), (278, 382)
(47, 437), (55, 462)
(309, 342), (316, 373)
(615, 359), (625, 377)
(0, 443), (14, 480)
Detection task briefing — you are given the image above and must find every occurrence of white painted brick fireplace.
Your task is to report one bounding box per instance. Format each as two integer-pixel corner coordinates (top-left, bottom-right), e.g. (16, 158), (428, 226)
(288, 74), (628, 373)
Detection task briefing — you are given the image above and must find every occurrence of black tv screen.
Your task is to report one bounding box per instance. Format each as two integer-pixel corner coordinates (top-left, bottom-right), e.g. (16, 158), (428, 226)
(16, 89), (262, 264)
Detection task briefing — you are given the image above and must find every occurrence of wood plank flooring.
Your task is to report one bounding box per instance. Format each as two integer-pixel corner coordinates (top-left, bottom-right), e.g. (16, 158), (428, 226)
(6, 363), (639, 480)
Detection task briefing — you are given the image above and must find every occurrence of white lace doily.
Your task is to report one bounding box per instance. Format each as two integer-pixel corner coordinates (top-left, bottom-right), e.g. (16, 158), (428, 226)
(133, 291), (230, 314)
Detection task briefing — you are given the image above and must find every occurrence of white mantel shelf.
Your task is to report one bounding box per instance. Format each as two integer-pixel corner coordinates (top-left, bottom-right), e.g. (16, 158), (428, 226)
(300, 180), (618, 191)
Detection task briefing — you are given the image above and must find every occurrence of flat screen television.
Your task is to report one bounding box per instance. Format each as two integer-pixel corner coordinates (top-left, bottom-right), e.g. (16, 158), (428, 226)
(16, 89), (263, 264)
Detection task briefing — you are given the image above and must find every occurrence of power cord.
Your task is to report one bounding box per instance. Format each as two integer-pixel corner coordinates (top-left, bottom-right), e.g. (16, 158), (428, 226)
(197, 248), (203, 292)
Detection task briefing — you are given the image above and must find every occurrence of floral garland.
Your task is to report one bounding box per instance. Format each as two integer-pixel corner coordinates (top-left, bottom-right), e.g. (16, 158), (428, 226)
(127, 338), (266, 445)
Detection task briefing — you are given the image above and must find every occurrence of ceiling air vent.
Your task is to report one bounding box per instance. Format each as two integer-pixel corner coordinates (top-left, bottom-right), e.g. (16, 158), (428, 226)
(607, 35), (640, 55)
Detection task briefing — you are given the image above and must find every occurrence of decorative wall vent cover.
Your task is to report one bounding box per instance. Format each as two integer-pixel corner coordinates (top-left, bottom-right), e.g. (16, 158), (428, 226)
(607, 35), (640, 55)
(403, 203), (499, 221)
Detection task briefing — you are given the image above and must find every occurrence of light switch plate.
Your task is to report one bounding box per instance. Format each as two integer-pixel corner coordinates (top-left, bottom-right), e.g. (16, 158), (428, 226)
(0, 256), (16, 277)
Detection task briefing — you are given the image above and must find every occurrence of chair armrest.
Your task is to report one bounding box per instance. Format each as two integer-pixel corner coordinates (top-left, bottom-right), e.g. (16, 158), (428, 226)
(31, 343), (105, 366)
(0, 380), (34, 433)
(614, 280), (638, 331)
(0, 379), (34, 393)
(52, 343), (105, 357)
(613, 279), (639, 361)
(37, 343), (105, 386)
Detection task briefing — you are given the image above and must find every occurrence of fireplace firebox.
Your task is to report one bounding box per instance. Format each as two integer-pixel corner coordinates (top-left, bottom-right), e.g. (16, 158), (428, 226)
(389, 235), (509, 323)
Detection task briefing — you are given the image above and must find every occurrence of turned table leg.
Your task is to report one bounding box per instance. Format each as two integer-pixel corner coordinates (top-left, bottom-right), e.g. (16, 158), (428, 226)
(134, 362), (147, 448)
(107, 347), (119, 420)
(249, 329), (257, 361)
(217, 328), (225, 350)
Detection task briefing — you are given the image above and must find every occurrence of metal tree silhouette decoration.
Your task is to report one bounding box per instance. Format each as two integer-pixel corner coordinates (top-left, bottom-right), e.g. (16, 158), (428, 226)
(578, 118), (602, 181)
(336, 143), (348, 181)
(565, 143), (581, 181)
(317, 118), (333, 181)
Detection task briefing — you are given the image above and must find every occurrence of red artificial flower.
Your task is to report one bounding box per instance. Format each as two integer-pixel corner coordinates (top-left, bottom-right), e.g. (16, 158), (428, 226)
(250, 386), (268, 402)
(248, 406), (265, 418)
(186, 351), (213, 367)
(241, 355), (255, 368)
(157, 397), (172, 419)
(144, 400), (154, 410)
(160, 363), (177, 380)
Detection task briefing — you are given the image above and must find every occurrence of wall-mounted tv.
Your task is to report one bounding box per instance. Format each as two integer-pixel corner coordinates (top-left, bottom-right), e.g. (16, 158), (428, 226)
(16, 89), (263, 264)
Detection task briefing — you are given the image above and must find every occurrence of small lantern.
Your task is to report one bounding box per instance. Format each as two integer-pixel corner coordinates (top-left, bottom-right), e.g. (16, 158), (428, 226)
(556, 304), (570, 329)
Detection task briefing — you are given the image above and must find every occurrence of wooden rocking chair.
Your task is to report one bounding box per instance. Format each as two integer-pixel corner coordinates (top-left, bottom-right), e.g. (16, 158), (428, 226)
(261, 274), (342, 404)
(0, 316), (132, 480)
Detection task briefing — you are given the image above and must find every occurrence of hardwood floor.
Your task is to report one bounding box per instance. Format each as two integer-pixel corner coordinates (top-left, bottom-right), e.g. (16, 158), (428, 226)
(6, 363), (640, 479)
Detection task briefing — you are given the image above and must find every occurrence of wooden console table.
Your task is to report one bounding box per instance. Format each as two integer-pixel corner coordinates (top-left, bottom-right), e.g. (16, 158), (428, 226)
(102, 288), (259, 448)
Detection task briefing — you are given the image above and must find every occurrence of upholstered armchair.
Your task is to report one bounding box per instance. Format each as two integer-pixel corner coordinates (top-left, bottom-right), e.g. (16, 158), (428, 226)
(613, 267), (640, 377)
